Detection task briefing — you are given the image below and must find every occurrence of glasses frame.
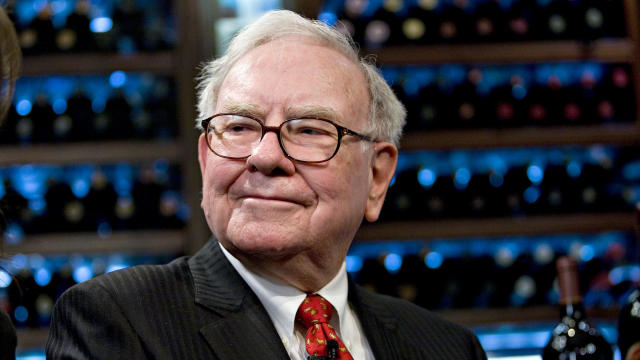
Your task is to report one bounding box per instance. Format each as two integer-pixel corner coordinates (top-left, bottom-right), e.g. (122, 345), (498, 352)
(200, 113), (376, 163)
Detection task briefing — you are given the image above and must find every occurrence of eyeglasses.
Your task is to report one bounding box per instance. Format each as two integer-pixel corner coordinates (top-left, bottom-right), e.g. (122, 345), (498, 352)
(200, 113), (376, 163)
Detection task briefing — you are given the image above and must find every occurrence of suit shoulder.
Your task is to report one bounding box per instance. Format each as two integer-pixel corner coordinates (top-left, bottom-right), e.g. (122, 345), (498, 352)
(357, 286), (479, 340)
(61, 255), (192, 300)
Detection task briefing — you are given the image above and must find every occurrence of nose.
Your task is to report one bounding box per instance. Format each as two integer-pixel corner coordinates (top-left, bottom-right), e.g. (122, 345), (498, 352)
(246, 131), (296, 175)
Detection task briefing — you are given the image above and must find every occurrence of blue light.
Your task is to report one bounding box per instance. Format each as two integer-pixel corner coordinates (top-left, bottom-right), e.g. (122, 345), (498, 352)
(106, 264), (128, 273)
(425, 252), (443, 269)
(4, 223), (25, 244)
(580, 244), (595, 262)
(523, 186), (541, 204)
(97, 221), (112, 238)
(345, 255), (363, 273)
(0, 180), (5, 199)
(52, 98), (67, 115)
(318, 12), (338, 26)
(90, 17), (113, 33)
(567, 161), (582, 178)
(14, 306), (28, 323)
(512, 84), (527, 100)
(28, 198), (46, 216)
(11, 254), (28, 269)
(454, 168), (471, 190)
(73, 265), (94, 283)
(389, 175), (396, 187)
(489, 172), (504, 187)
(71, 178), (90, 198)
(384, 253), (403, 274)
(418, 168), (436, 187)
(34, 268), (52, 287)
(0, 270), (12, 288)
(527, 165), (544, 184)
(16, 99), (32, 116)
(109, 71), (127, 88)
(92, 97), (106, 113)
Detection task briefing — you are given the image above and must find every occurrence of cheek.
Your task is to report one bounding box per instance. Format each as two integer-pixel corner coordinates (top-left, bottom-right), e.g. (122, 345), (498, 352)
(201, 159), (242, 214)
(309, 161), (370, 211)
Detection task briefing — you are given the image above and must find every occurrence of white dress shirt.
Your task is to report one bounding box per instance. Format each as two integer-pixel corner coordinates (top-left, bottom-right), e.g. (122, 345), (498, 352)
(219, 243), (375, 360)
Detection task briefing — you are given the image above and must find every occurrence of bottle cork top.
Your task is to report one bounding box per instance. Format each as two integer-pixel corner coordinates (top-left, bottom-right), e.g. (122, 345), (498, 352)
(556, 256), (582, 304)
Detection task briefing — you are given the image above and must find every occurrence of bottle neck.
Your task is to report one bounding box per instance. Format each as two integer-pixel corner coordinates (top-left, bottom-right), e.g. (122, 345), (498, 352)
(561, 299), (586, 320)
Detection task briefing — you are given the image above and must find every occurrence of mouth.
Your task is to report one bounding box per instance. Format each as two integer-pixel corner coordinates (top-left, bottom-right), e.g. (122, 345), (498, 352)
(238, 194), (308, 206)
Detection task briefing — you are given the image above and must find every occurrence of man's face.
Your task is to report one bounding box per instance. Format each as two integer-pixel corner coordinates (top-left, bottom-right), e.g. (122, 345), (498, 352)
(198, 37), (395, 269)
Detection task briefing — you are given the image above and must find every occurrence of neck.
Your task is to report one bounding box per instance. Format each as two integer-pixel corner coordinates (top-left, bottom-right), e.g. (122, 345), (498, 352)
(229, 248), (344, 293)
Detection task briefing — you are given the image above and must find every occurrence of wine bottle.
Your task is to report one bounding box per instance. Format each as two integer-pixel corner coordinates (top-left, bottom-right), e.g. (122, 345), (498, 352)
(112, 0), (145, 52)
(505, 1), (532, 41)
(19, 5), (55, 55)
(336, 0), (369, 47)
(363, 0), (404, 48)
(617, 287), (640, 360)
(30, 93), (56, 143)
(541, 256), (613, 360)
(84, 170), (118, 230)
(56, 0), (94, 52)
(66, 87), (95, 141)
(401, 0), (438, 44)
(436, 0), (471, 43)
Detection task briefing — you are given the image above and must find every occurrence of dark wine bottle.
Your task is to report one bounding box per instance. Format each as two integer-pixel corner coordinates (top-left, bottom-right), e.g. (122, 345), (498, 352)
(56, 0), (94, 52)
(112, 0), (145, 52)
(436, 0), (471, 43)
(363, 0), (404, 48)
(401, 0), (438, 44)
(19, 5), (55, 55)
(617, 290), (640, 360)
(66, 87), (95, 141)
(542, 256), (613, 360)
(30, 93), (55, 143)
(336, 0), (369, 47)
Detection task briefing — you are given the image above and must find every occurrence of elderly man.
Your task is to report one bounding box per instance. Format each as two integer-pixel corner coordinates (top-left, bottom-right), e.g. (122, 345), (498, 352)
(47, 10), (487, 360)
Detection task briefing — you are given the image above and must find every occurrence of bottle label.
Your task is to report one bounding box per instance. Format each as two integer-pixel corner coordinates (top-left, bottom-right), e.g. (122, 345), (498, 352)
(626, 343), (640, 360)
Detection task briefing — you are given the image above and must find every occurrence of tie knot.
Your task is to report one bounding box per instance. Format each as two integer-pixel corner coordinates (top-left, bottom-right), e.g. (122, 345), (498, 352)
(296, 294), (333, 328)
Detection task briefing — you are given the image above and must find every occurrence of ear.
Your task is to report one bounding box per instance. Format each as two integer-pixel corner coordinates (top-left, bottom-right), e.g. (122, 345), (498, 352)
(364, 142), (398, 222)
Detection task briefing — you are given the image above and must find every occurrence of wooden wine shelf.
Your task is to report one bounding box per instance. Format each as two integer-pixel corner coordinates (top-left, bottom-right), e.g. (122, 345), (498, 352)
(5, 229), (186, 255)
(16, 328), (49, 352)
(367, 38), (635, 65)
(356, 213), (635, 241)
(21, 51), (175, 76)
(400, 124), (640, 151)
(440, 305), (619, 327)
(0, 140), (183, 166)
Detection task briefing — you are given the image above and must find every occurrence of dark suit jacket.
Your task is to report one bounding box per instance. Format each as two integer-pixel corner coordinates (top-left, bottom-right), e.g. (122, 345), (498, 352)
(46, 239), (487, 359)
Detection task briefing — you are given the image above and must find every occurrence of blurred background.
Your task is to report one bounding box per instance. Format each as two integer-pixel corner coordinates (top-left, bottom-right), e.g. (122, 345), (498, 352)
(0, 0), (639, 359)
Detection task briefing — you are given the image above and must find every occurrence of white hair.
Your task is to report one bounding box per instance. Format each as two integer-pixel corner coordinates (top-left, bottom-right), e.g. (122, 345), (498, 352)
(195, 10), (406, 146)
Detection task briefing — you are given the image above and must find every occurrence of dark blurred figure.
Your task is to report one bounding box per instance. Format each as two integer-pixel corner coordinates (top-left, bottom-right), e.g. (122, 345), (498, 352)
(0, 4), (21, 360)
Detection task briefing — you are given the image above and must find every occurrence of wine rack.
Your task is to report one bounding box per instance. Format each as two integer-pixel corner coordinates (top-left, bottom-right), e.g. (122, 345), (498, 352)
(1, 0), (216, 353)
(317, 0), (640, 335)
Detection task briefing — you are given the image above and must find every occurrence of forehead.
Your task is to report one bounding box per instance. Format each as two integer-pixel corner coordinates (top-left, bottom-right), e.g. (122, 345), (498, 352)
(216, 37), (370, 126)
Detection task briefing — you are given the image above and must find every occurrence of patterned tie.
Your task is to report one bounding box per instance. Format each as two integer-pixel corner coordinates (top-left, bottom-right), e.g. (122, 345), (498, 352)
(295, 294), (354, 360)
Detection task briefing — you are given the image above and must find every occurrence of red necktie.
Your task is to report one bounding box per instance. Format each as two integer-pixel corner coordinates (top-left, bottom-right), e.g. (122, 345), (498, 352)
(296, 294), (354, 360)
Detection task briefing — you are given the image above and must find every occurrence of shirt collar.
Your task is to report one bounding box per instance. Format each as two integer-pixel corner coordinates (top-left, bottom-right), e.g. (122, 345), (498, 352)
(219, 243), (349, 338)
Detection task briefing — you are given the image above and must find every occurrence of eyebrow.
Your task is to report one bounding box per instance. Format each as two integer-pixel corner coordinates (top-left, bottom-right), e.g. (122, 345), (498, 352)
(285, 105), (341, 123)
(220, 103), (342, 123)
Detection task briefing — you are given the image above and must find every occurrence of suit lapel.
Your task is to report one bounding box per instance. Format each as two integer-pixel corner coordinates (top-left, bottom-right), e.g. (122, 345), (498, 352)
(348, 277), (400, 359)
(188, 239), (290, 360)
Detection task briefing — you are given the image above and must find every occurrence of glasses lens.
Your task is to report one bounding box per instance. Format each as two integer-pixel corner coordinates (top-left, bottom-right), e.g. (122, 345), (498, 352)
(207, 115), (262, 158)
(281, 119), (339, 162)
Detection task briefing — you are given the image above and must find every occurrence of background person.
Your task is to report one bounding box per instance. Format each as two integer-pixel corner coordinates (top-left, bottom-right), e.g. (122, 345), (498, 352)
(0, 4), (21, 360)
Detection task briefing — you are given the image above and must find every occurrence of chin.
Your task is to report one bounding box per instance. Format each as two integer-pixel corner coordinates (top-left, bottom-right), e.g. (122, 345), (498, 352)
(222, 225), (310, 258)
